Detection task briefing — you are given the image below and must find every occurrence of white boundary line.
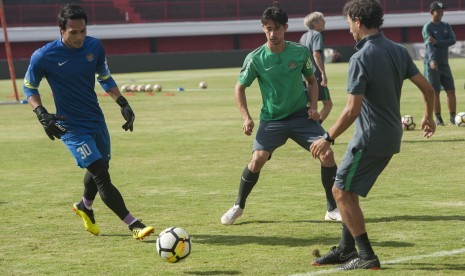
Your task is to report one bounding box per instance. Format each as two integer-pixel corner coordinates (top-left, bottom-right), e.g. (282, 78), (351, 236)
(289, 248), (465, 276)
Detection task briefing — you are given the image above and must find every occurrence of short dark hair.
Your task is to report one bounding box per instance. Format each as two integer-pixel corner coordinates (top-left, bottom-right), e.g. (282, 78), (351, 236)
(58, 4), (88, 30)
(261, 2), (288, 26)
(343, 0), (384, 29)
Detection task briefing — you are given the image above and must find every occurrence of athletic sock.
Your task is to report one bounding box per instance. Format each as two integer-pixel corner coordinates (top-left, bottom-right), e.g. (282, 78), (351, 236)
(235, 166), (260, 209)
(123, 213), (138, 226)
(321, 165), (337, 211)
(82, 197), (94, 210)
(450, 112), (456, 122)
(87, 159), (130, 220)
(339, 223), (356, 252)
(354, 232), (376, 259)
(435, 113), (443, 122)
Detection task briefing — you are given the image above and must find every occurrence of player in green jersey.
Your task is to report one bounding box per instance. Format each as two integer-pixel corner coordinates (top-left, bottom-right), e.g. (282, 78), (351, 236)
(221, 3), (340, 226)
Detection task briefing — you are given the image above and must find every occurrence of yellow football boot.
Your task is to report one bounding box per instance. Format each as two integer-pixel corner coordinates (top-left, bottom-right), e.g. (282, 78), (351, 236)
(72, 202), (100, 235)
(129, 220), (154, 240)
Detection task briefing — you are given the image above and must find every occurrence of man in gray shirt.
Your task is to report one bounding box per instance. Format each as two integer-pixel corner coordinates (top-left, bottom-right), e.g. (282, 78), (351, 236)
(299, 11), (333, 124)
(423, 1), (456, 125)
(310, 0), (436, 270)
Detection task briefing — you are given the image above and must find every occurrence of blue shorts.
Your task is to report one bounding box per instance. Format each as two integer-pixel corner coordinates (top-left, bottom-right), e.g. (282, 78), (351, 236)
(253, 108), (324, 156)
(334, 147), (392, 197)
(62, 127), (111, 168)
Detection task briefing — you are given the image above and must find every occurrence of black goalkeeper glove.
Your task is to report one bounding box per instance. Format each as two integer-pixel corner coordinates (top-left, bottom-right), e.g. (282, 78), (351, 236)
(116, 96), (135, 131)
(34, 106), (67, 140)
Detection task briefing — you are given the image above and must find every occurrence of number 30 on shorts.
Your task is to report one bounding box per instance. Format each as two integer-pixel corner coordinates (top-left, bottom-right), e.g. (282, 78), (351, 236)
(77, 143), (93, 160)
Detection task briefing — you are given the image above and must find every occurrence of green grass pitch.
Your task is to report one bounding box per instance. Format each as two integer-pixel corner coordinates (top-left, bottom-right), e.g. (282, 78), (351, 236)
(0, 59), (464, 275)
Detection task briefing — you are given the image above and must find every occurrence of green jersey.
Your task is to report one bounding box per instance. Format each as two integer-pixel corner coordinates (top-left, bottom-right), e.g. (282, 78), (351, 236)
(239, 41), (314, 121)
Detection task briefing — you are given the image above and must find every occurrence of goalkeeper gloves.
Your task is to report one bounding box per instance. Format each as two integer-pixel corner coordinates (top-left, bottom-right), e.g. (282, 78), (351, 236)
(34, 106), (67, 140)
(116, 96), (135, 131)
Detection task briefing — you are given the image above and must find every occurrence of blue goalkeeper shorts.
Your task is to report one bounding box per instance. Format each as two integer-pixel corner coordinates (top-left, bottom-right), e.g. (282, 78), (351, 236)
(62, 127), (111, 168)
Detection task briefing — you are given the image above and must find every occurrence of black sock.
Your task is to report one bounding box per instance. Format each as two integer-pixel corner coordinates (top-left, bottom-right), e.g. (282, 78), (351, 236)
(338, 223), (356, 252)
(321, 165), (337, 211)
(354, 232), (375, 259)
(83, 170), (98, 201)
(235, 166), (260, 209)
(87, 159), (130, 220)
(435, 113), (443, 121)
(450, 112), (456, 122)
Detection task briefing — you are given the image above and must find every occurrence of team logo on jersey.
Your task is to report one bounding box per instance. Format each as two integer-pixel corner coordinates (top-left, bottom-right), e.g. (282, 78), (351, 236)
(86, 53), (94, 62)
(288, 60), (297, 69)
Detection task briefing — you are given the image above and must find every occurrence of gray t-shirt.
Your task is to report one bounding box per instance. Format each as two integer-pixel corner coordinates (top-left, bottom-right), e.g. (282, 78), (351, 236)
(422, 21), (456, 65)
(347, 32), (419, 156)
(299, 30), (324, 75)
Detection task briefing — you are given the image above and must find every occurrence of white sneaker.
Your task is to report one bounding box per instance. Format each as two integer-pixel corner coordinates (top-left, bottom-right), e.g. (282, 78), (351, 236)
(325, 208), (342, 221)
(221, 205), (243, 225)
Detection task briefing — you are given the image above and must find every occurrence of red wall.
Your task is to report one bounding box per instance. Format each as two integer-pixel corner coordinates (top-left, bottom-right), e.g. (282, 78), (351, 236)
(156, 35), (235, 52)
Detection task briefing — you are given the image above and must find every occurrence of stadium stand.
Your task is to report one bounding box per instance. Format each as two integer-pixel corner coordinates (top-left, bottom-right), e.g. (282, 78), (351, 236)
(3, 0), (464, 26)
(1, 0), (464, 78)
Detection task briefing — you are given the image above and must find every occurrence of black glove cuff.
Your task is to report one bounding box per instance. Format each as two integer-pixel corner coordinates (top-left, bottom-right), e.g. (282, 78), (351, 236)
(116, 96), (129, 108)
(34, 106), (48, 116)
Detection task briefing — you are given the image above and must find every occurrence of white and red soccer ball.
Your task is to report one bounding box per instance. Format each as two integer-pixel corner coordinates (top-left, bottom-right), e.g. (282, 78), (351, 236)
(402, 115), (416, 131)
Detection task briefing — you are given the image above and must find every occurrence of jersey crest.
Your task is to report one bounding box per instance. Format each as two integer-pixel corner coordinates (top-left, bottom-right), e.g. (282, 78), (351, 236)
(288, 60), (297, 69)
(86, 53), (94, 62)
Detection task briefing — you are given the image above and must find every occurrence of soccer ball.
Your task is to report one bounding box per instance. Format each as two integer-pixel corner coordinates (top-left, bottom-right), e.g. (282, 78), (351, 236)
(199, 81), (208, 89)
(401, 115), (416, 130)
(156, 227), (191, 263)
(129, 84), (137, 92)
(136, 84), (145, 92)
(153, 84), (162, 92)
(144, 84), (153, 92)
(120, 84), (129, 92)
(454, 112), (465, 127)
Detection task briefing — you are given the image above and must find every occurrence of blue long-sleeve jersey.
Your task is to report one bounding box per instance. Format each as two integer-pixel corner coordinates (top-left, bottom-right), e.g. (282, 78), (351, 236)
(24, 36), (117, 134)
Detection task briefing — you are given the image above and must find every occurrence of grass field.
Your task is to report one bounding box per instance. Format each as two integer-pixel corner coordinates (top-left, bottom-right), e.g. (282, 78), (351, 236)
(1, 59), (464, 276)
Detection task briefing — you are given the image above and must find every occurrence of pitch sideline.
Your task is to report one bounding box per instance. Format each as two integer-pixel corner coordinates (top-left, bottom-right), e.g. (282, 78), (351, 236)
(289, 247), (465, 276)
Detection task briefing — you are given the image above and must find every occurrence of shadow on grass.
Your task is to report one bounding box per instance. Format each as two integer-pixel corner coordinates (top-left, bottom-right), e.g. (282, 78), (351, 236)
(366, 215), (465, 223)
(184, 271), (241, 275)
(187, 234), (413, 249)
(191, 234), (336, 247)
(390, 263), (465, 272)
(144, 234), (413, 250)
(402, 138), (465, 143)
(99, 233), (155, 244)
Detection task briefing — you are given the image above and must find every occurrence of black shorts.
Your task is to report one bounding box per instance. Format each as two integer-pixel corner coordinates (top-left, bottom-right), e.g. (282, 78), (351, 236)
(253, 109), (325, 156)
(334, 147), (392, 197)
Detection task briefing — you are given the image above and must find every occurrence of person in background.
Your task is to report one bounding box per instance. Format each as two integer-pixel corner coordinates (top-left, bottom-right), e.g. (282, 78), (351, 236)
(220, 3), (341, 227)
(310, 0), (436, 270)
(23, 4), (154, 240)
(299, 11), (333, 124)
(423, 1), (456, 125)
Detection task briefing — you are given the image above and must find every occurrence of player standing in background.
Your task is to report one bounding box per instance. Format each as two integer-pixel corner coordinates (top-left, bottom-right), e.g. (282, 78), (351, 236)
(423, 1), (456, 126)
(299, 12), (333, 124)
(310, 0), (436, 270)
(23, 4), (154, 240)
(221, 3), (341, 226)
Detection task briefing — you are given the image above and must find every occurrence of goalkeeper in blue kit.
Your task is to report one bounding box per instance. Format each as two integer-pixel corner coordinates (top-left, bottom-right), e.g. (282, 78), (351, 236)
(23, 4), (154, 239)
